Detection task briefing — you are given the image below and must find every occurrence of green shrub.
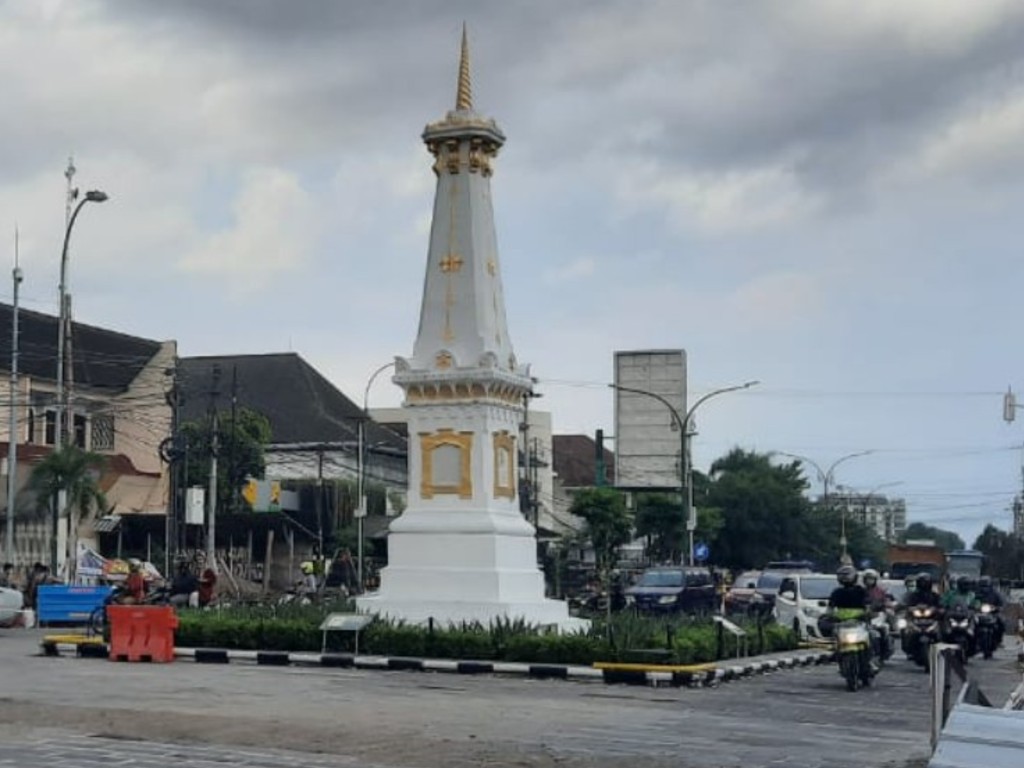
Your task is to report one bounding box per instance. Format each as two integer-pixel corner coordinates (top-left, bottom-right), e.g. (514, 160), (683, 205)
(174, 608), (798, 665)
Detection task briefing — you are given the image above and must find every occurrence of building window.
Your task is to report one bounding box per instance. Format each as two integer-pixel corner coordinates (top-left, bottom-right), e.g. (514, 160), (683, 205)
(91, 414), (115, 451)
(73, 414), (87, 449)
(44, 410), (56, 446)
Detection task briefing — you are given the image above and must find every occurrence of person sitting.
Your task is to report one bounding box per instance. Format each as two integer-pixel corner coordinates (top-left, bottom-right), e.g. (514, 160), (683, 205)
(862, 569), (888, 610)
(941, 575), (975, 610)
(324, 549), (358, 594)
(169, 562), (200, 608)
(122, 559), (147, 604)
(197, 568), (217, 607)
(905, 573), (942, 609)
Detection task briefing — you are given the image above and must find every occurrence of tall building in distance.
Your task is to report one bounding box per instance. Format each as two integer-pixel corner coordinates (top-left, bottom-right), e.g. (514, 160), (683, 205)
(825, 492), (907, 543)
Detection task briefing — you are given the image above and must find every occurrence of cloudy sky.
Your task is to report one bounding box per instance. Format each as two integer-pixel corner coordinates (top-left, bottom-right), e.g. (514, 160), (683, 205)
(2, 0), (1023, 545)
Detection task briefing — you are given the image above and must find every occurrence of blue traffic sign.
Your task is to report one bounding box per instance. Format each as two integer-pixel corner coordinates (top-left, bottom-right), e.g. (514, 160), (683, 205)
(694, 542), (710, 562)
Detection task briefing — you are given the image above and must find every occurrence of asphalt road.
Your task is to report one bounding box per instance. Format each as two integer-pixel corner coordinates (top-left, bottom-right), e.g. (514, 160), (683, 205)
(0, 628), (1020, 768)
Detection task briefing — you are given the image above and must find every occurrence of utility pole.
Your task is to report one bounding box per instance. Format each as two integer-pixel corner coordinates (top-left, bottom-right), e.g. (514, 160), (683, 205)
(5, 234), (23, 564)
(229, 365), (238, 514)
(206, 364), (221, 573)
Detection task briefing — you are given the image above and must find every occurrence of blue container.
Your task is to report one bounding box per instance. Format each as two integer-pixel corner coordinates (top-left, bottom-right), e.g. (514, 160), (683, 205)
(37, 585), (114, 625)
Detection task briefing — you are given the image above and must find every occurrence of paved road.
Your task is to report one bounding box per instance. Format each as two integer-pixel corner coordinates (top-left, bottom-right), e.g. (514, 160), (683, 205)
(0, 628), (1020, 768)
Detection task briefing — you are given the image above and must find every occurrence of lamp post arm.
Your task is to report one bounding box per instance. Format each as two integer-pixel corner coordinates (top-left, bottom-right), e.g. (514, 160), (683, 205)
(609, 384), (684, 431)
(683, 380), (760, 434)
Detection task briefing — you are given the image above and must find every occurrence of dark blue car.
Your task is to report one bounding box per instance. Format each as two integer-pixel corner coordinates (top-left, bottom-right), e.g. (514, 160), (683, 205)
(625, 567), (717, 614)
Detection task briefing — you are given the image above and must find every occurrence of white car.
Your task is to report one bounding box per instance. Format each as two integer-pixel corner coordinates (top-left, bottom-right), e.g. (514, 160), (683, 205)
(0, 586), (24, 628)
(773, 573), (836, 640)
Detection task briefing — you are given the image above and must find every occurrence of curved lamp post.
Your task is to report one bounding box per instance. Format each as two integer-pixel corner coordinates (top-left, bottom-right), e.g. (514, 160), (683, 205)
(357, 361), (396, 590)
(610, 379), (759, 565)
(774, 449), (874, 566)
(52, 189), (107, 573)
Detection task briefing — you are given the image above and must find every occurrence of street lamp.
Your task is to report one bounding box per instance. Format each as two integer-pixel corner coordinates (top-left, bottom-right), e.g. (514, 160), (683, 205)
(357, 361), (395, 591)
(55, 189), (108, 450)
(609, 379), (759, 565)
(773, 449), (873, 566)
(52, 188), (107, 573)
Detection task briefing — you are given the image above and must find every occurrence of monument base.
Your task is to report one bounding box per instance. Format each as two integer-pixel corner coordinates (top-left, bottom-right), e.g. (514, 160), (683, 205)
(355, 529), (589, 634)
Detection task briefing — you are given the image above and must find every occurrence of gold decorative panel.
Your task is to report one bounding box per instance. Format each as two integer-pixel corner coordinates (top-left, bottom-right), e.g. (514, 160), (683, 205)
(420, 429), (473, 499)
(492, 431), (516, 500)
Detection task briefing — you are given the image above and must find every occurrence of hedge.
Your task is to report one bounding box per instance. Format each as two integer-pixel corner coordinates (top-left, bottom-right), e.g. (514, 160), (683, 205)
(174, 607), (798, 666)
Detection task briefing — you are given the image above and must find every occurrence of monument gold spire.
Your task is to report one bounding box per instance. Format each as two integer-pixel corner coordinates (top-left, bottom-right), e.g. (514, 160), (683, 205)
(456, 24), (472, 111)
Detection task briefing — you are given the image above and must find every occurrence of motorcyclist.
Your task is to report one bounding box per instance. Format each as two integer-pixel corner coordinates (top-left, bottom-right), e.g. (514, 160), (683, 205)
(862, 569), (887, 609)
(975, 575), (1003, 608)
(827, 565), (868, 620)
(975, 575), (1005, 647)
(826, 565), (877, 672)
(905, 573), (941, 609)
(941, 575), (975, 610)
(862, 569), (891, 659)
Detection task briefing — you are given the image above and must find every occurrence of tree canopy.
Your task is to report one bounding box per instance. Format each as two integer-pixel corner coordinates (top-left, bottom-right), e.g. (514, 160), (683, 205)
(569, 487), (632, 575)
(696, 448), (887, 571)
(972, 524), (1024, 581)
(179, 407), (272, 513)
(29, 445), (109, 577)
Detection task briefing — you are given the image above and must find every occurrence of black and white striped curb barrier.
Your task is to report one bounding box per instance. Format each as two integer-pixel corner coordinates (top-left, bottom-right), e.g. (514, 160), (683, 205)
(40, 641), (835, 687)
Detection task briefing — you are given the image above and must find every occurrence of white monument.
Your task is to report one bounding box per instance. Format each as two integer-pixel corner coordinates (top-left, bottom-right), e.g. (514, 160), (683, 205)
(357, 31), (585, 631)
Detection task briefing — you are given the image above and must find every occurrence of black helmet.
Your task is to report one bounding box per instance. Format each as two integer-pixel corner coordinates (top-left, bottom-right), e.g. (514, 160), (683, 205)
(915, 573), (933, 592)
(956, 575), (970, 593)
(836, 565), (857, 586)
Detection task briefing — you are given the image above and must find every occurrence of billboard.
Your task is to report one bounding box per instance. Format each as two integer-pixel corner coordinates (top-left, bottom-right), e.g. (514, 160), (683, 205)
(613, 350), (687, 489)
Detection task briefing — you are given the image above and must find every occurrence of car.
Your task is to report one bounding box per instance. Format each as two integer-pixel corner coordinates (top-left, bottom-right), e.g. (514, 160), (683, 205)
(625, 566), (717, 615)
(773, 573), (836, 640)
(750, 571), (789, 617)
(0, 586), (24, 628)
(724, 570), (762, 615)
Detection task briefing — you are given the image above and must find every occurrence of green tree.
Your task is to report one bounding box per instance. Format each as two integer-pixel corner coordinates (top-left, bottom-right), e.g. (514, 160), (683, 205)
(569, 487), (632, 628)
(704, 449), (811, 570)
(180, 407), (272, 513)
(29, 446), (109, 578)
(634, 492), (684, 564)
(570, 487), (633, 576)
(901, 522), (965, 553)
(973, 524), (1024, 581)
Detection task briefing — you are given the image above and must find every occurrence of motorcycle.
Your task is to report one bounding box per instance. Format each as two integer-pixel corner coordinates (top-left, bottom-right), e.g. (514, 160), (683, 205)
(834, 618), (874, 692)
(941, 604), (975, 664)
(869, 610), (893, 664)
(974, 603), (999, 660)
(902, 604), (941, 672)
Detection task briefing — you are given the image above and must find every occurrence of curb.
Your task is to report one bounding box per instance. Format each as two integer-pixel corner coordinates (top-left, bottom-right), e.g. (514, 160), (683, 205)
(39, 640), (835, 687)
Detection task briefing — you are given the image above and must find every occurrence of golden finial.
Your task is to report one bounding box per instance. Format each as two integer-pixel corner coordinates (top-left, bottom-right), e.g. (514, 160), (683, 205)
(455, 23), (472, 111)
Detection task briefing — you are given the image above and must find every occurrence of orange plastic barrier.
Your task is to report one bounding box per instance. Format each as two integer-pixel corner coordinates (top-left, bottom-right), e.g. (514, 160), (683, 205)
(106, 605), (178, 663)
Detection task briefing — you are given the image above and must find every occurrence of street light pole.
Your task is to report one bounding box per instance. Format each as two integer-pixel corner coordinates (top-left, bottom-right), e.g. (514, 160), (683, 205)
(52, 189), (107, 573)
(610, 379), (759, 566)
(55, 190), (108, 452)
(5, 255), (23, 565)
(357, 361), (395, 592)
(774, 449), (873, 566)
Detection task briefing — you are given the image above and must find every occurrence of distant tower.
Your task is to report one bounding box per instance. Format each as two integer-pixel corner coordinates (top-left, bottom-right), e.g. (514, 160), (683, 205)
(358, 29), (583, 630)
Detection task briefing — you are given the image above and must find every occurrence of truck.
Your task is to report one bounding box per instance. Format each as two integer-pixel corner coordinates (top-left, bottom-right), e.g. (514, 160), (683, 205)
(886, 540), (946, 584)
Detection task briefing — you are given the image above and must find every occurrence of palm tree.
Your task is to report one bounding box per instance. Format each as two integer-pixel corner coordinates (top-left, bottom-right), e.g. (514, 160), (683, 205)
(29, 446), (109, 581)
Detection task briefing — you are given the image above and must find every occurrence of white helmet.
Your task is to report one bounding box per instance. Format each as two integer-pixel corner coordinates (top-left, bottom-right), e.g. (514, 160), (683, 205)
(862, 568), (879, 586)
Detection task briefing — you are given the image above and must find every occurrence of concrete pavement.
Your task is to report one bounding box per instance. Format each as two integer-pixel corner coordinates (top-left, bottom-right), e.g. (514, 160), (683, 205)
(2, 627), (1021, 768)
